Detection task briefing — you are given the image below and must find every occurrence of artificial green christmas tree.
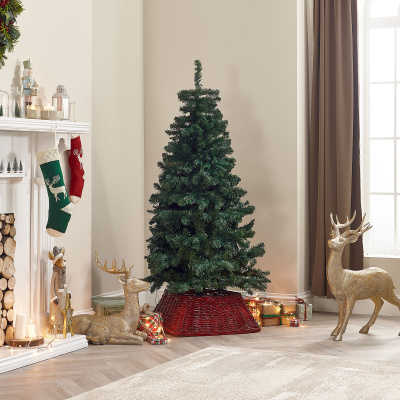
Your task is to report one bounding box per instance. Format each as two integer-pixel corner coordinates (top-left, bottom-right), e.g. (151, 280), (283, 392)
(0, 105), (3, 116)
(14, 103), (20, 118)
(145, 60), (269, 297)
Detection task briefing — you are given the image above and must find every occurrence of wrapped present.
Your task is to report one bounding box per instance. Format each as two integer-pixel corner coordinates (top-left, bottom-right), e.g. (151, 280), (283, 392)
(262, 312), (294, 326)
(243, 296), (263, 326)
(244, 296), (296, 327)
(137, 303), (168, 345)
(290, 318), (300, 327)
(295, 297), (313, 321)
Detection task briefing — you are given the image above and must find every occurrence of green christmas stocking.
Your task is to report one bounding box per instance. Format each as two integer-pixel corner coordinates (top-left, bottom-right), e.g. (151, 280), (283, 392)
(36, 146), (74, 237)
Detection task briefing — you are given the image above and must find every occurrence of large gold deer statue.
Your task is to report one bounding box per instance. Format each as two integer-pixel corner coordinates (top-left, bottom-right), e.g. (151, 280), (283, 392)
(327, 211), (400, 341)
(72, 251), (149, 345)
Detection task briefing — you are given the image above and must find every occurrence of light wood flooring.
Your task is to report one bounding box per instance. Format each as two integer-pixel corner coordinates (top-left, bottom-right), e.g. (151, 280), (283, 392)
(2, 312), (400, 399)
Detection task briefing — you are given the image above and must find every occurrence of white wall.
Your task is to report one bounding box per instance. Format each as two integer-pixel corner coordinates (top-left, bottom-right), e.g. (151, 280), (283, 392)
(0, 0), (92, 312)
(92, 0), (144, 296)
(143, 0), (310, 296)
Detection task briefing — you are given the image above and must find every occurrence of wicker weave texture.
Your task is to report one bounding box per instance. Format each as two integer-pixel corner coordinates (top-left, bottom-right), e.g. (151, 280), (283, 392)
(154, 289), (261, 336)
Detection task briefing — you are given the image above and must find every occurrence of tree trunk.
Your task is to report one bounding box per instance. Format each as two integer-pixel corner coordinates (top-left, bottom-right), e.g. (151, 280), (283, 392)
(1, 237), (15, 259)
(1, 223), (10, 236)
(0, 214), (15, 347)
(5, 325), (14, 344)
(2, 257), (15, 279)
(3, 290), (14, 310)
(6, 309), (14, 322)
(8, 276), (16, 290)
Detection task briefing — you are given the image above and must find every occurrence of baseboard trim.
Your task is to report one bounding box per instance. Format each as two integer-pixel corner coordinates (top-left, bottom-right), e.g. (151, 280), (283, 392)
(93, 289), (313, 308)
(314, 295), (400, 317)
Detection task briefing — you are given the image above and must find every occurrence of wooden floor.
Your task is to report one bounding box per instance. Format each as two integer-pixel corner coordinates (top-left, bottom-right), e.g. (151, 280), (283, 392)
(1, 312), (400, 399)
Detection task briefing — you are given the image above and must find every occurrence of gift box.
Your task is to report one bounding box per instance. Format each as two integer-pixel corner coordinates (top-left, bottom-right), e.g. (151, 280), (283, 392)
(244, 296), (296, 327)
(137, 304), (168, 345)
(295, 299), (313, 321)
(262, 312), (294, 326)
(243, 297), (263, 326)
(290, 318), (300, 327)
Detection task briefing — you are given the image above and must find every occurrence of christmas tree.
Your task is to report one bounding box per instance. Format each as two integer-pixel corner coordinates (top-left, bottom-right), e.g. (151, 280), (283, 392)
(13, 157), (18, 172)
(15, 103), (20, 117)
(145, 60), (269, 295)
(0, 105), (3, 116)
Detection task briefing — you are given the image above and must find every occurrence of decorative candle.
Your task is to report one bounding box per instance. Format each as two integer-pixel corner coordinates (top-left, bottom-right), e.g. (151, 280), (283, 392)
(41, 109), (63, 121)
(15, 310), (27, 339)
(26, 105), (41, 119)
(27, 319), (37, 339)
(43, 103), (54, 111)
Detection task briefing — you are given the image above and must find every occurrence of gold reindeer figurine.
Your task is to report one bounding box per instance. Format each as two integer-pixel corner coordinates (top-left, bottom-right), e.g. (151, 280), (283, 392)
(72, 251), (149, 345)
(327, 211), (400, 341)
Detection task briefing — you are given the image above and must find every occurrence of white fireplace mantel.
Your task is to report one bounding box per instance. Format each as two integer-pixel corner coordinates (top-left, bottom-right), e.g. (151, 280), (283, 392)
(0, 117), (90, 365)
(0, 117), (90, 135)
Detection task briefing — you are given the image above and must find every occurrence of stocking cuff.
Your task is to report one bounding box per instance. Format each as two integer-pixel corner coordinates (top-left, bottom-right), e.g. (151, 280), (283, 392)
(36, 146), (60, 165)
(70, 134), (79, 139)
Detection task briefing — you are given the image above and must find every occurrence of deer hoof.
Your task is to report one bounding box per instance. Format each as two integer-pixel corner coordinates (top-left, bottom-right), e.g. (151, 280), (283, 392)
(359, 326), (370, 334)
(333, 334), (342, 341)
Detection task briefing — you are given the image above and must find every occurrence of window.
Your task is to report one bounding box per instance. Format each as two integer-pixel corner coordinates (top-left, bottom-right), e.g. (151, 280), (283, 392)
(364, 0), (400, 255)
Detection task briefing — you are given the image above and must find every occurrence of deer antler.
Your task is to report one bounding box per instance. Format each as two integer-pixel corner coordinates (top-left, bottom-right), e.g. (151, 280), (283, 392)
(95, 250), (134, 280)
(343, 213), (372, 237)
(330, 211), (356, 237)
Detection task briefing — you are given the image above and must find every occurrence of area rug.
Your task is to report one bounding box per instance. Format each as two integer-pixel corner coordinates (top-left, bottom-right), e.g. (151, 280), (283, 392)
(70, 345), (400, 400)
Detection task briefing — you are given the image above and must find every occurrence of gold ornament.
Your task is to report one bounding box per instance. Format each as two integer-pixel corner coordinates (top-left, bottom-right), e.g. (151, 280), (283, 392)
(327, 211), (400, 341)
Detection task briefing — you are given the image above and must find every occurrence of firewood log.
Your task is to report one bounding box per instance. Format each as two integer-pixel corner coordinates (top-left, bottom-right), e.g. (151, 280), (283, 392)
(6, 214), (14, 224)
(9, 226), (16, 238)
(1, 237), (15, 259)
(1, 223), (10, 236)
(0, 256), (3, 272)
(0, 328), (4, 347)
(0, 278), (7, 291)
(3, 290), (14, 310)
(0, 230), (2, 240)
(0, 290), (3, 302)
(2, 256), (15, 279)
(6, 309), (14, 322)
(0, 242), (3, 257)
(0, 214), (5, 221)
(0, 318), (6, 330)
(8, 276), (16, 290)
(2, 310), (6, 317)
(0, 221), (2, 229)
(5, 325), (14, 344)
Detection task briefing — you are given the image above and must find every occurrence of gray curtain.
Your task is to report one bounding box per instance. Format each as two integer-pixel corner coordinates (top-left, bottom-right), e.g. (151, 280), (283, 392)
(310, 0), (364, 298)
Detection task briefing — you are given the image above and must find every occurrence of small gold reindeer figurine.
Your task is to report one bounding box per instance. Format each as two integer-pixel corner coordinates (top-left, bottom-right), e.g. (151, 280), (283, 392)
(72, 251), (149, 345)
(327, 211), (400, 341)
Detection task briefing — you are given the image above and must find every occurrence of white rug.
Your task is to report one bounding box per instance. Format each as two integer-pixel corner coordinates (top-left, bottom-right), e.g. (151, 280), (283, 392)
(70, 345), (400, 400)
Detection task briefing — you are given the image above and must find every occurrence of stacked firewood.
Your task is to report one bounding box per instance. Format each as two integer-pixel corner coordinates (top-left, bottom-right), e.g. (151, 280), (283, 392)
(0, 213), (16, 346)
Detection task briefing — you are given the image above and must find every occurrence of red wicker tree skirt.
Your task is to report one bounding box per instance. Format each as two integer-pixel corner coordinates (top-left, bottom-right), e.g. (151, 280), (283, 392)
(154, 289), (261, 336)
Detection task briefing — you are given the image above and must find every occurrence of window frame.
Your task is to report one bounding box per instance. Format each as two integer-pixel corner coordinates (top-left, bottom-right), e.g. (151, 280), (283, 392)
(363, 0), (400, 255)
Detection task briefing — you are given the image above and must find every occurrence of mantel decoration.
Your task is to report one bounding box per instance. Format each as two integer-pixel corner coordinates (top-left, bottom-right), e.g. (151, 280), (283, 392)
(145, 60), (269, 336)
(48, 246), (73, 337)
(0, 0), (23, 68)
(327, 211), (400, 341)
